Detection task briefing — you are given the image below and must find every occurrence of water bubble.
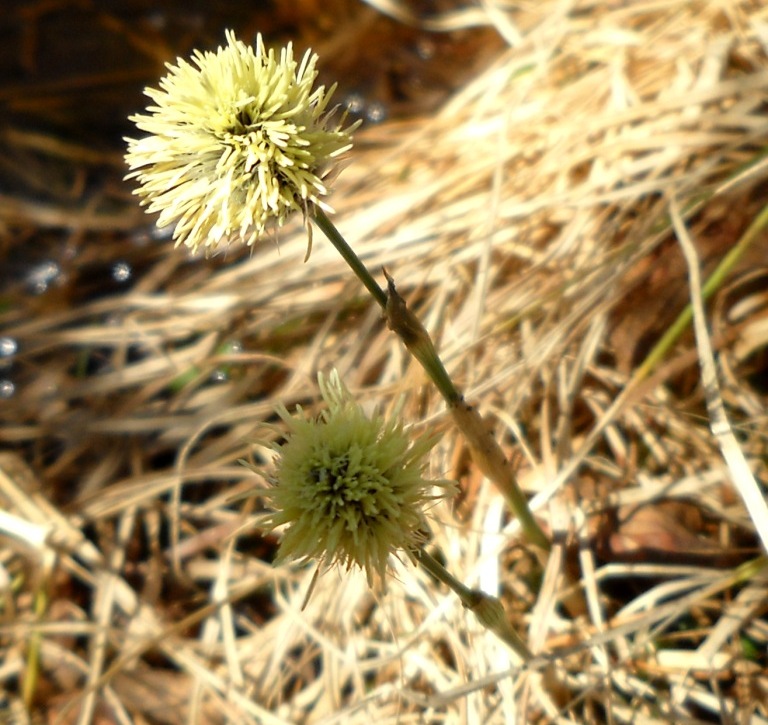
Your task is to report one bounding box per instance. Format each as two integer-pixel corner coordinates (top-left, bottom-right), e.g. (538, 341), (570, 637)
(145, 11), (167, 30)
(112, 261), (132, 283)
(0, 337), (17, 357)
(26, 260), (61, 294)
(366, 101), (388, 124)
(0, 380), (15, 398)
(415, 37), (436, 60)
(228, 340), (243, 354)
(344, 92), (366, 114)
(211, 369), (229, 383)
(129, 229), (151, 248)
(150, 224), (174, 241)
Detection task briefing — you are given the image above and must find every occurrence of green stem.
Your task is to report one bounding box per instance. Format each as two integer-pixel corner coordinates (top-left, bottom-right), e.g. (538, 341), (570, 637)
(312, 206), (550, 550)
(312, 205), (387, 309)
(415, 548), (533, 662)
(635, 201), (768, 383)
(382, 268), (462, 404)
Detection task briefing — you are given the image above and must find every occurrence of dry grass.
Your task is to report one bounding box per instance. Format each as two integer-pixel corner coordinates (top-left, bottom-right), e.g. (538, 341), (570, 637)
(1, 1), (768, 723)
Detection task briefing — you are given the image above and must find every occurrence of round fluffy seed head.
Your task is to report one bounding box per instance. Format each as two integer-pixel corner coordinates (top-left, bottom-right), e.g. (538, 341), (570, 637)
(125, 30), (358, 254)
(264, 371), (452, 587)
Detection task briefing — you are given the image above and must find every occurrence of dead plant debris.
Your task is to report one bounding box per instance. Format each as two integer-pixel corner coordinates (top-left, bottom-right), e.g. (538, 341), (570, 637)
(1, 1), (767, 723)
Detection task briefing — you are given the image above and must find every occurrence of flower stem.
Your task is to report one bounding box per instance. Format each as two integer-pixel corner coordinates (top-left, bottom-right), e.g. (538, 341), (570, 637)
(311, 205), (387, 308)
(311, 206), (550, 550)
(415, 547), (533, 662)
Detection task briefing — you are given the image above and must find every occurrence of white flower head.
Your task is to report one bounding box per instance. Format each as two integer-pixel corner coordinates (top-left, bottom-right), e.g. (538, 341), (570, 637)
(125, 30), (358, 255)
(263, 371), (453, 588)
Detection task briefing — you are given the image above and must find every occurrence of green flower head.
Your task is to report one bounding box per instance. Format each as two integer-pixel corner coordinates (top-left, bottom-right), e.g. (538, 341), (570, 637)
(125, 30), (358, 255)
(265, 371), (452, 587)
